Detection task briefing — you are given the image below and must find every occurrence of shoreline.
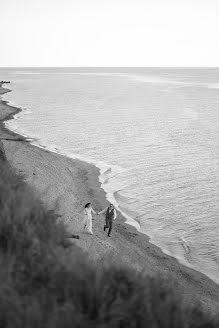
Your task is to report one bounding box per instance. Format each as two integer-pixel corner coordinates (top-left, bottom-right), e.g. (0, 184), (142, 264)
(0, 86), (202, 276)
(1, 83), (219, 315)
(2, 82), (219, 285)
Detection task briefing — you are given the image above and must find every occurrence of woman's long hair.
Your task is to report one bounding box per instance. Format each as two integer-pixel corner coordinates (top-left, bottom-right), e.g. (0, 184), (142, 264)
(84, 203), (91, 208)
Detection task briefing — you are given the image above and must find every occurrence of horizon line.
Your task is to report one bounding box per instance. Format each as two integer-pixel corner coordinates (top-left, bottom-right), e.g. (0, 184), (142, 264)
(1, 66), (219, 69)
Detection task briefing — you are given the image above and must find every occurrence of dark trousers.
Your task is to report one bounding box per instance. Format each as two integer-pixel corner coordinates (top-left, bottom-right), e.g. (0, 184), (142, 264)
(105, 218), (113, 235)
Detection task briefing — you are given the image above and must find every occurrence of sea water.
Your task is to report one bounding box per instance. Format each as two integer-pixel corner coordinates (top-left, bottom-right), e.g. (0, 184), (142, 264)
(1, 67), (218, 284)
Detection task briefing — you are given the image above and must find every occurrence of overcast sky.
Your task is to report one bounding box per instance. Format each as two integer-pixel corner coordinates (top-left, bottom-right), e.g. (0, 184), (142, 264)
(1, 0), (219, 67)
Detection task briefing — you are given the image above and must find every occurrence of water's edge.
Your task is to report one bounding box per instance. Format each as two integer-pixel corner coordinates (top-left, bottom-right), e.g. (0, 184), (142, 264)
(1, 83), (218, 286)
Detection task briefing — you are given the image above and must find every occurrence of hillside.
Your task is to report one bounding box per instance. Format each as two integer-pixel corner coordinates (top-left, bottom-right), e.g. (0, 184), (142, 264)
(0, 155), (218, 327)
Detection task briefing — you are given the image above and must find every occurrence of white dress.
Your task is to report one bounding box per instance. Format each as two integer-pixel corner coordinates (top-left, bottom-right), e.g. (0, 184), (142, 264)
(83, 207), (96, 234)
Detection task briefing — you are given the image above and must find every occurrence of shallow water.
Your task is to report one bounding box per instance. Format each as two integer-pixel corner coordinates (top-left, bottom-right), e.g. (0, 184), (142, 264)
(1, 67), (219, 284)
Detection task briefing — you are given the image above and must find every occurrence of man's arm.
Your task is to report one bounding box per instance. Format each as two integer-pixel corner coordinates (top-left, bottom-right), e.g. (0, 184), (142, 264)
(98, 207), (107, 215)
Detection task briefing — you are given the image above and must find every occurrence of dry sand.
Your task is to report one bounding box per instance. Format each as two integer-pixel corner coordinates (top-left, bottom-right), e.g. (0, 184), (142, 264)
(0, 83), (219, 315)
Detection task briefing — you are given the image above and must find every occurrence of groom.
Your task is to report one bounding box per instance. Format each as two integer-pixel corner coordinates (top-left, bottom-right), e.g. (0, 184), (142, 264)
(98, 204), (117, 237)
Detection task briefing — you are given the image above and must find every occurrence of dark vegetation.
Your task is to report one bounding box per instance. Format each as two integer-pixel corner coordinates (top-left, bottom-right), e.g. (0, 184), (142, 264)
(0, 158), (218, 327)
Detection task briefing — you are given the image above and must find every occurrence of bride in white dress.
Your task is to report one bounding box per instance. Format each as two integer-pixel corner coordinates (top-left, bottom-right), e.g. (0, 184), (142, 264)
(83, 203), (97, 235)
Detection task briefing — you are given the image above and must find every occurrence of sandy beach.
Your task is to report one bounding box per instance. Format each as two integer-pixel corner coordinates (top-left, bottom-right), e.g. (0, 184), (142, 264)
(0, 83), (219, 315)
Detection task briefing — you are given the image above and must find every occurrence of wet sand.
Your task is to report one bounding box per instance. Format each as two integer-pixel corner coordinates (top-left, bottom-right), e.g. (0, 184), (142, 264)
(0, 83), (219, 315)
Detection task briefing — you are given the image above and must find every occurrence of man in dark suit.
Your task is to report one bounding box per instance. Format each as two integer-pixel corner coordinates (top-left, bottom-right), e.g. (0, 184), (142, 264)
(98, 204), (117, 237)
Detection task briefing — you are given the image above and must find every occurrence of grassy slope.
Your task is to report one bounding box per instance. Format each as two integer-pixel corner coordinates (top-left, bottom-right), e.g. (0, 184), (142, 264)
(0, 158), (218, 328)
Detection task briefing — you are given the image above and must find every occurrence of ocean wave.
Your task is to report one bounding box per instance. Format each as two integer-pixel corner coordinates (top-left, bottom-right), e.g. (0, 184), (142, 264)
(180, 237), (191, 255)
(67, 71), (191, 86)
(204, 83), (219, 89)
(14, 71), (42, 75)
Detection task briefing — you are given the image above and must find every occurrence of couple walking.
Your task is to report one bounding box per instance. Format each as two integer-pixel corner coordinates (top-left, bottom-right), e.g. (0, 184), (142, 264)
(83, 203), (117, 237)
